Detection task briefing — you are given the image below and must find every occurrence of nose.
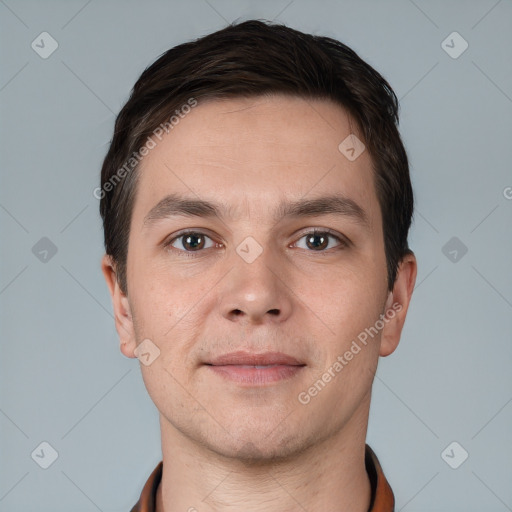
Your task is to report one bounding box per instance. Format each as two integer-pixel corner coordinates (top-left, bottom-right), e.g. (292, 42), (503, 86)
(219, 244), (293, 325)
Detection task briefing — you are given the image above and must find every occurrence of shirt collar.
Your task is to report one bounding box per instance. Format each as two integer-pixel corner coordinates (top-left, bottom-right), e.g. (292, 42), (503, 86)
(131, 444), (394, 512)
(365, 444), (395, 511)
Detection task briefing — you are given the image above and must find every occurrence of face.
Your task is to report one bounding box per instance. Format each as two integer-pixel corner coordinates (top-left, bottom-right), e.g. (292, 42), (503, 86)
(103, 95), (416, 461)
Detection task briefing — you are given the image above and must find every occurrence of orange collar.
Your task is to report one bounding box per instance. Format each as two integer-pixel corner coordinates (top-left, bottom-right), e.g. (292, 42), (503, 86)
(131, 444), (394, 512)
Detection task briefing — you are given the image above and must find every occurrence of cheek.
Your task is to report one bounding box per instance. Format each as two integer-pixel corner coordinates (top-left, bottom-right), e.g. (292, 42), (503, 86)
(129, 266), (206, 364)
(316, 286), (383, 404)
(299, 268), (387, 381)
(307, 263), (385, 327)
(128, 253), (185, 327)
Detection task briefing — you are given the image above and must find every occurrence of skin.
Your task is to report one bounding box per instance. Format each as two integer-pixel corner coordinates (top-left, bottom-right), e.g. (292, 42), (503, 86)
(102, 95), (417, 512)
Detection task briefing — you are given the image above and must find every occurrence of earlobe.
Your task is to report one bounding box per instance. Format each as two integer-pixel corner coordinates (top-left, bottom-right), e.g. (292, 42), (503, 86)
(101, 254), (137, 358)
(379, 252), (417, 357)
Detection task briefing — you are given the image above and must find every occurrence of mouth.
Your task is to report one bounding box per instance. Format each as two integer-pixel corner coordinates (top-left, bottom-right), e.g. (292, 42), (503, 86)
(204, 351), (306, 386)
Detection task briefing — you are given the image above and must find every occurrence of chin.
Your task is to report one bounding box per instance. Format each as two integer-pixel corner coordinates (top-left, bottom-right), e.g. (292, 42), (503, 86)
(211, 438), (301, 465)
(203, 418), (314, 465)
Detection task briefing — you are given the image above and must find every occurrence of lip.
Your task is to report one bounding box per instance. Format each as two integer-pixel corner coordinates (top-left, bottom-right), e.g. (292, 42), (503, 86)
(204, 351), (306, 386)
(207, 351), (304, 366)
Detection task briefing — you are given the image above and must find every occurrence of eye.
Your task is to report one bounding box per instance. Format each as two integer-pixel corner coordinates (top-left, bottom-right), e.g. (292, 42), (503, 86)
(166, 231), (219, 252)
(293, 229), (347, 251)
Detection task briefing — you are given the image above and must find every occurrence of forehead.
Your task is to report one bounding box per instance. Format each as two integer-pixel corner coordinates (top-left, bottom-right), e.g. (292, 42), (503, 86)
(134, 95), (380, 226)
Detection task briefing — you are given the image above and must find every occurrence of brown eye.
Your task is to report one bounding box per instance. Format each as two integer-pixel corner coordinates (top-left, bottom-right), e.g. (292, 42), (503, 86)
(183, 233), (205, 250)
(168, 232), (215, 252)
(294, 230), (346, 251)
(305, 232), (329, 250)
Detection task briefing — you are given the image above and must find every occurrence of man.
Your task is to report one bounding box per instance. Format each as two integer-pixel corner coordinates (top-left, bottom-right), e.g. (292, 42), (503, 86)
(99, 20), (417, 512)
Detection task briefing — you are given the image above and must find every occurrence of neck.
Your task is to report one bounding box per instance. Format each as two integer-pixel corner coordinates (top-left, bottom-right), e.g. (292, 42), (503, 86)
(156, 404), (372, 512)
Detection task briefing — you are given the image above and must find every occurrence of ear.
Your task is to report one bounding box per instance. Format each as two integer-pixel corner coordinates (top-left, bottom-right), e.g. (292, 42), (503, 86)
(379, 251), (417, 357)
(101, 254), (137, 358)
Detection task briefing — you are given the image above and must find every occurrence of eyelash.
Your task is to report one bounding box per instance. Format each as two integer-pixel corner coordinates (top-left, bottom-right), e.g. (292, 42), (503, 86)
(163, 228), (349, 257)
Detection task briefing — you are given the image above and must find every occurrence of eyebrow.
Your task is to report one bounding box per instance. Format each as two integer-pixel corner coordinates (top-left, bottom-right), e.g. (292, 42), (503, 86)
(142, 192), (369, 229)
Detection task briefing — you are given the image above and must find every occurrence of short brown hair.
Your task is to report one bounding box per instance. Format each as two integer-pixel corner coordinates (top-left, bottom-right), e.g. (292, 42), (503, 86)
(99, 19), (413, 294)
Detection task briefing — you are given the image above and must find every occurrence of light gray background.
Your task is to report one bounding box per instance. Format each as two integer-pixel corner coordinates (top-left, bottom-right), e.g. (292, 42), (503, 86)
(1, 1), (511, 511)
